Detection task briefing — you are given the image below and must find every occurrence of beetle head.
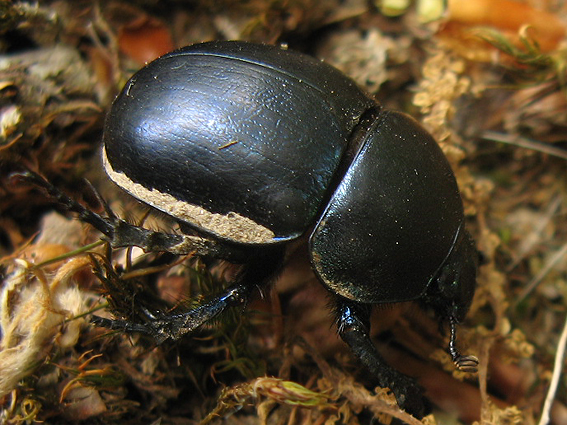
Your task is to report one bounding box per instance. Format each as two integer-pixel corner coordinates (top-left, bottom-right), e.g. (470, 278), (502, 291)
(423, 229), (480, 372)
(426, 229), (478, 323)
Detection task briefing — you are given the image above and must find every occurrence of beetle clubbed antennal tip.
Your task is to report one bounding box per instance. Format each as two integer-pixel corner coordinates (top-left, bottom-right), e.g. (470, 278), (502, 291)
(448, 316), (479, 373)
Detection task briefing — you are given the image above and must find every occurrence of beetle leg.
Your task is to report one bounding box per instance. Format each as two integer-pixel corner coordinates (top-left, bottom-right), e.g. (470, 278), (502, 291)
(448, 315), (479, 373)
(93, 284), (252, 343)
(108, 219), (249, 261)
(13, 171), (249, 261)
(95, 247), (285, 343)
(132, 284), (254, 343)
(335, 301), (426, 418)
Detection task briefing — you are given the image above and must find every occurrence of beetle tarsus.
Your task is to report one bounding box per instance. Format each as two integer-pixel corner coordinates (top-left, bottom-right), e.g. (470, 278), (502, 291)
(448, 315), (479, 373)
(92, 315), (155, 335)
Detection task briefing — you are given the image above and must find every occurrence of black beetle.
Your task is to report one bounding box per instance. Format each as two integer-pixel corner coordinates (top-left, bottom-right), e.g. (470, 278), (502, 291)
(24, 41), (479, 417)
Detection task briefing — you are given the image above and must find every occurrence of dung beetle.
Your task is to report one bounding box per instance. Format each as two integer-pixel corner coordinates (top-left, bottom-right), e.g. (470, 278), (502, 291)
(23, 41), (479, 417)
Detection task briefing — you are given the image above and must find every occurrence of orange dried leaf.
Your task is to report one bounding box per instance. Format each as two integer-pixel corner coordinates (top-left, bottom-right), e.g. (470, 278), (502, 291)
(118, 17), (174, 64)
(447, 0), (566, 52)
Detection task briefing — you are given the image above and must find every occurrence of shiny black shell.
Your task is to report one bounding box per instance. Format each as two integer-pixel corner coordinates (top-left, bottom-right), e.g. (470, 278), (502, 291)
(103, 41), (468, 305)
(310, 110), (464, 303)
(103, 41), (376, 244)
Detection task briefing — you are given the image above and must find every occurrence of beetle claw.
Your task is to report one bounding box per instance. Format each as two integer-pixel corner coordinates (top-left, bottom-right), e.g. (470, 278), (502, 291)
(453, 354), (480, 373)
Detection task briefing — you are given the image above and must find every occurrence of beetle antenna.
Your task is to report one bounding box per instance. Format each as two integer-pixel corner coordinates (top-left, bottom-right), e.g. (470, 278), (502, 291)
(448, 315), (479, 373)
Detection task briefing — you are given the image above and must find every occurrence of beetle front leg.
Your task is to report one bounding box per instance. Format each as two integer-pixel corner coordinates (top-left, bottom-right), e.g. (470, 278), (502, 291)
(335, 300), (426, 418)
